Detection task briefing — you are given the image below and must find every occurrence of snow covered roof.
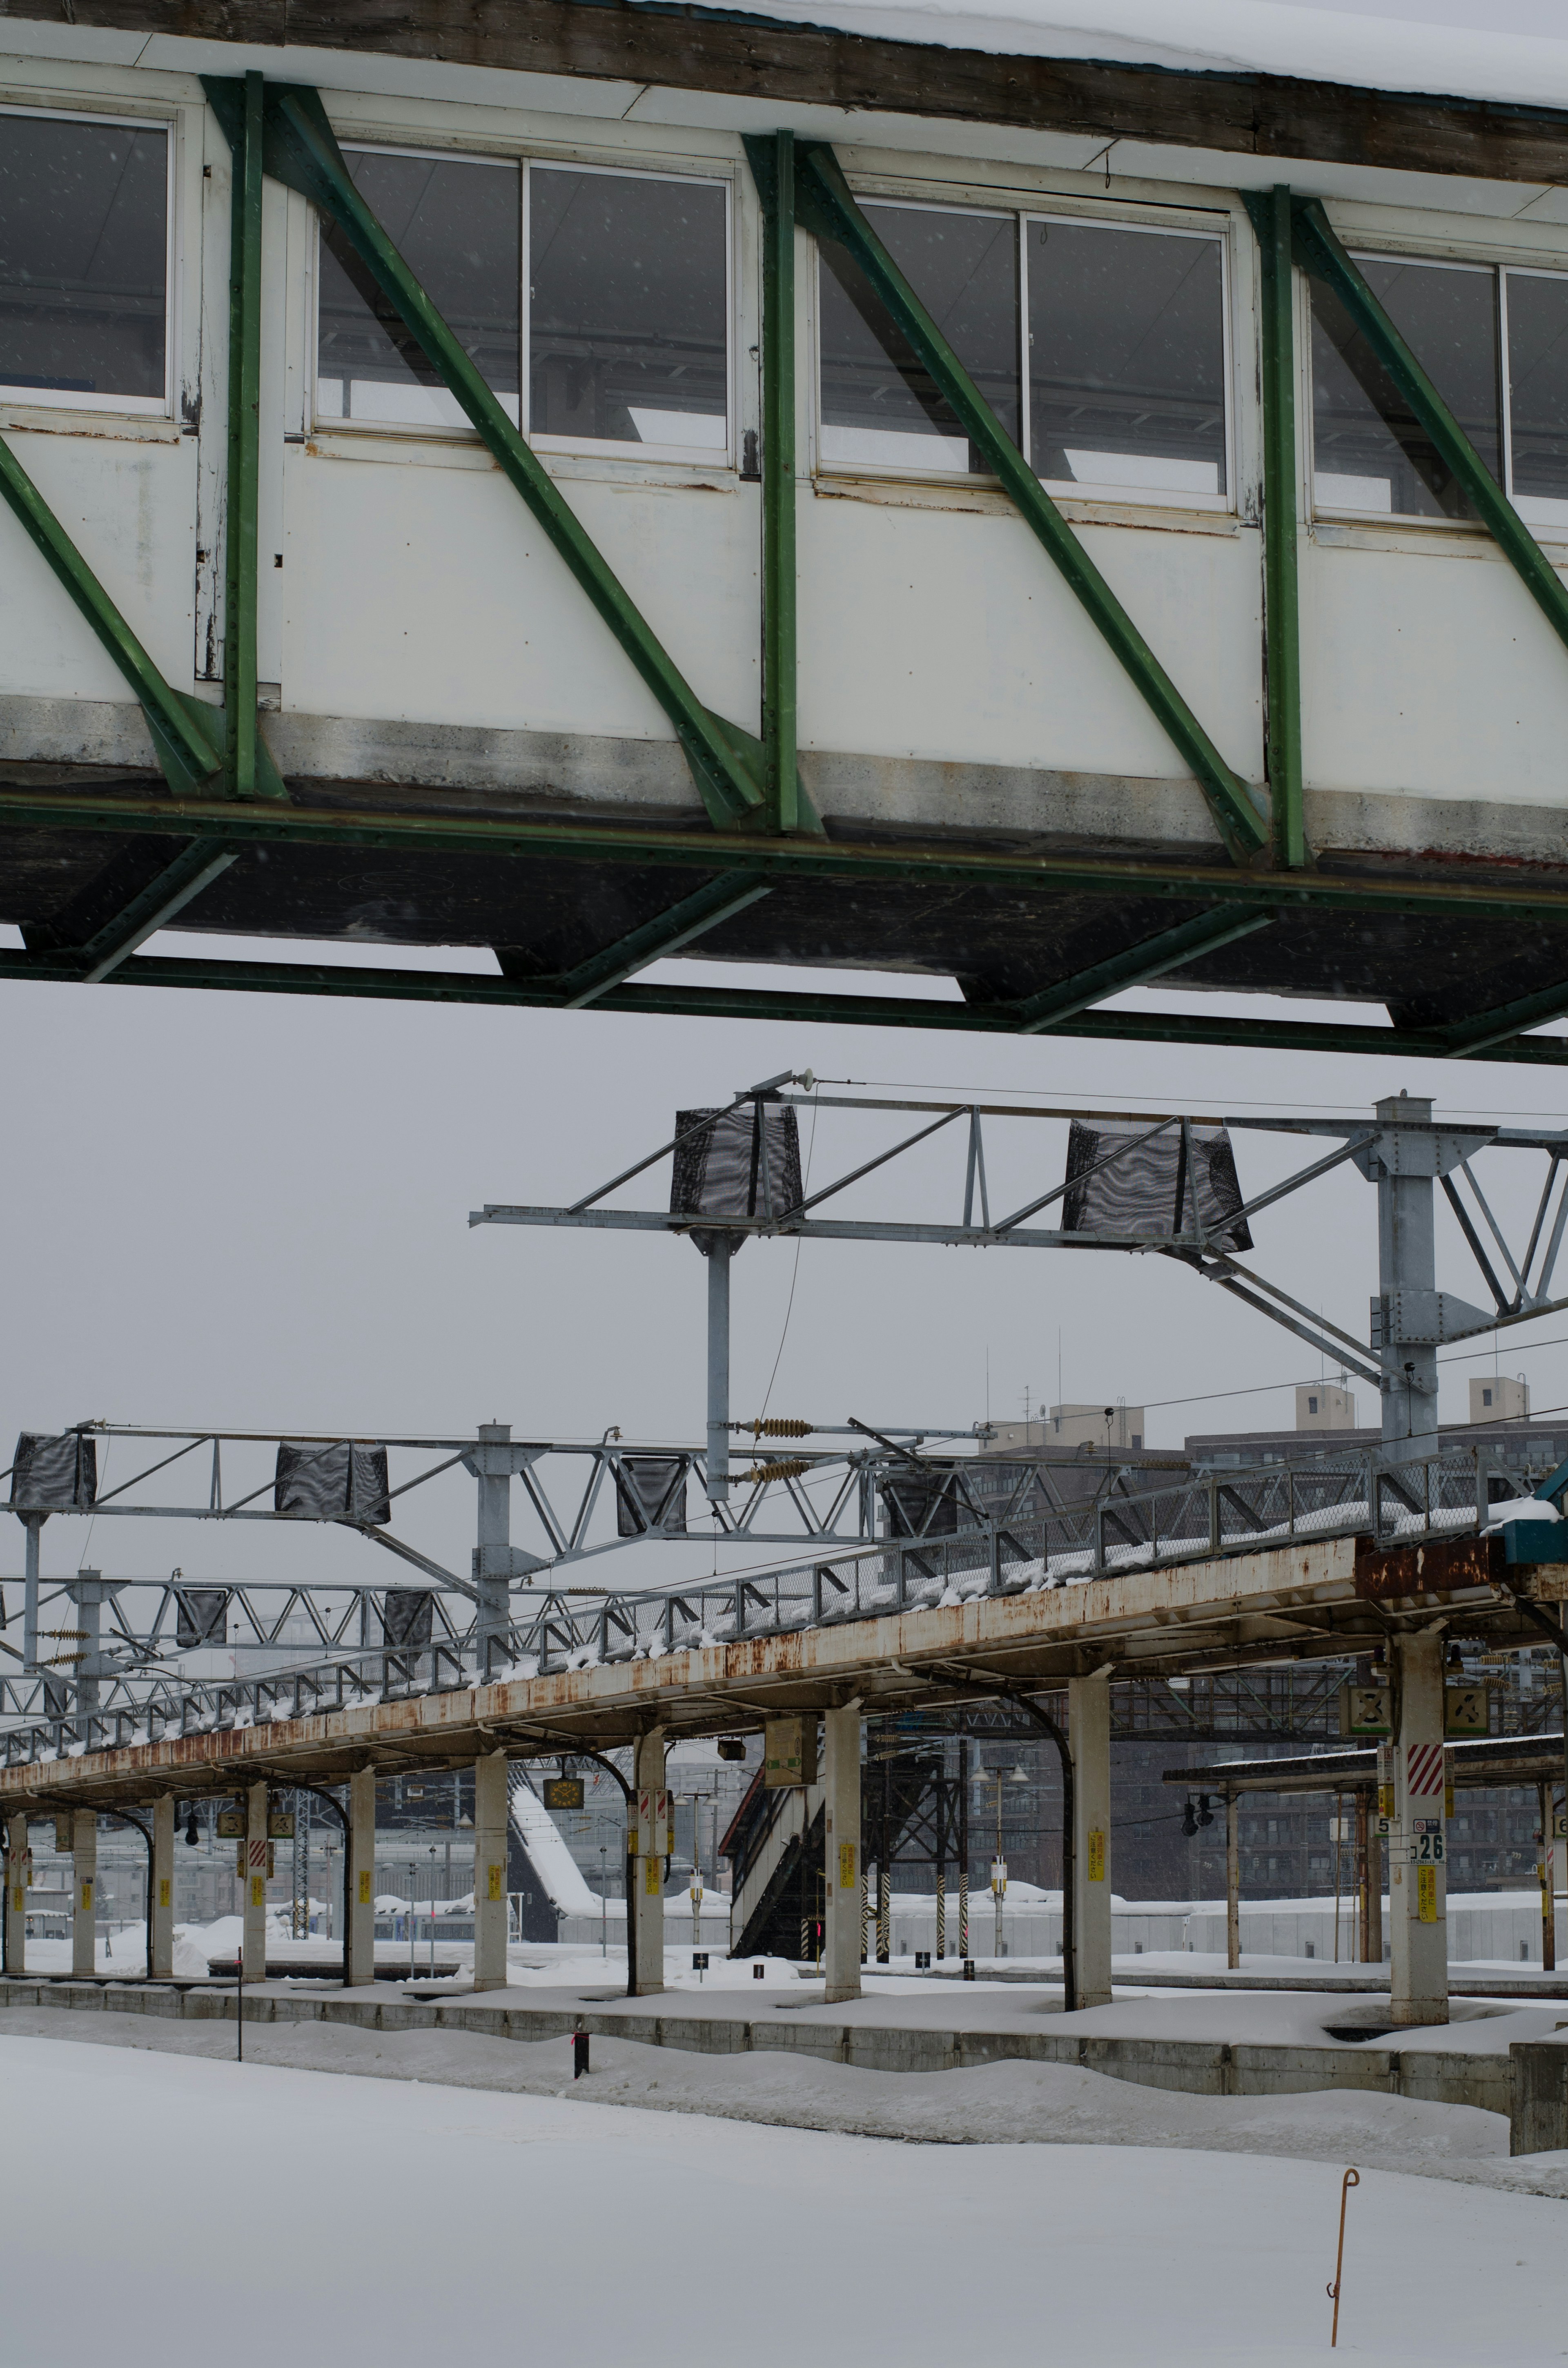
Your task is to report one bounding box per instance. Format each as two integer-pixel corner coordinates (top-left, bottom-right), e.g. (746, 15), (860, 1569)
(710, 0), (1568, 118)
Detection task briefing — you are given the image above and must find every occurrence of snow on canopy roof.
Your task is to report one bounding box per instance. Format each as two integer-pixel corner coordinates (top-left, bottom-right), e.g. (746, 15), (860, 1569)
(710, 0), (1568, 119)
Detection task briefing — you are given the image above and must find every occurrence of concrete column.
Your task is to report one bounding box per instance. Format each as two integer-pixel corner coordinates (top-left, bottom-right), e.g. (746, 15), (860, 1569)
(71, 1809), (97, 1978)
(822, 1704), (862, 2004)
(472, 1750), (509, 1991)
(347, 1767), (376, 1986)
(243, 1780), (268, 1981)
(1225, 1790), (1241, 1971)
(1069, 1675), (1113, 2010)
(1390, 1633), (1448, 2026)
(5, 1813), (28, 1975)
(1374, 1093), (1440, 1465)
(631, 1730), (666, 1996)
(149, 1797), (175, 1979)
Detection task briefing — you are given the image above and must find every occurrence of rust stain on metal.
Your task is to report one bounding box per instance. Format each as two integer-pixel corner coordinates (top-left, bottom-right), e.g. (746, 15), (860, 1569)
(1354, 1531), (1503, 1602)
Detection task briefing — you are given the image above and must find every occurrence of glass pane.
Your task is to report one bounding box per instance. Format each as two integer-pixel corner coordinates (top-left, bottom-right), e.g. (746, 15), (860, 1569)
(1507, 270), (1568, 529)
(529, 169), (727, 450)
(1311, 257), (1499, 521)
(317, 152), (519, 429)
(817, 202), (1018, 474)
(0, 115), (166, 401)
(1029, 223), (1226, 498)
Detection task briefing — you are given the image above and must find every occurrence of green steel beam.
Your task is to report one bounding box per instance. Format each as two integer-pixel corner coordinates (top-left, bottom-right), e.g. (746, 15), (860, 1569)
(205, 73), (286, 803)
(743, 131), (815, 836)
(0, 439), (224, 798)
(71, 843), (240, 983)
(1242, 187), (1305, 870)
(1008, 908), (1276, 1033)
(236, 80), (774, 835)
(552, 872), (772, 1006)
(11, 780), (1568, 926)
(792, 143), (1269, 863)
(1441, 976), (1568, 1060)
(4, 945), (1566, 1065)
(1292, 198), (1568, 661)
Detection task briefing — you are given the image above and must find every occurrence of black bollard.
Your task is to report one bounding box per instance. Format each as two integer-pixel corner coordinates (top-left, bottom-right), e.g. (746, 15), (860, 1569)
(572, 2029), (590, 2080)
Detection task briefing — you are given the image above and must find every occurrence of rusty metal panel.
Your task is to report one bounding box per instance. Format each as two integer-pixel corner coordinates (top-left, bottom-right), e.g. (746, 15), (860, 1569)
(1354, 1532), (1503, 1601)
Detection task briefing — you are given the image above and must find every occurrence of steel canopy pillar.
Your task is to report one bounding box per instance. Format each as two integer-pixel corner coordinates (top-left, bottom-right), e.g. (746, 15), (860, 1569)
(1372, 1093), (1441, 1464)
(71, 1809), (97, 1978)
(473, 1749), (509, 1991)
(473, 1422), (514, 1681)
(1225, 1790), (1241, 1972)
(243, 1780), (268, 1981)
(347, 1766), (376, 1986)
(4, 1814), (28, 1975)
(822, 1704), (862, 2003)
(1069, 1675), (1113, 2009)
(1390, 1633), (1448, 2025)
(149, 1797), (175, 1979)
(631, 1730), (667, 1995)
(706, 1241), (732, 1502)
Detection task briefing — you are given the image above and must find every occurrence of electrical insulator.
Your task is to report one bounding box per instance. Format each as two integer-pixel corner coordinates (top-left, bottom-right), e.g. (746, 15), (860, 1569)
(737, 1418), (814, 1438)
(746, 1458), (811, 1484)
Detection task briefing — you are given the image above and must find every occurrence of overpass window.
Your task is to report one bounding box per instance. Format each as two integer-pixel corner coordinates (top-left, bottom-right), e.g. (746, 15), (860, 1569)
(817, 201), (1019, 474)
(816, 199), (1229, 505)
(1504, 268), (1568, 530)
(316, 149), (520, 429)
(0, 109), (169, 410)
(1027, 219), (1228, 502)
(527, 166), (729, 457)
(1310, 254), (1501, 521)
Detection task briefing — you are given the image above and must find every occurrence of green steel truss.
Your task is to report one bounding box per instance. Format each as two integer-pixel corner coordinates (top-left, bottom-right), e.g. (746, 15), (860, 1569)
(4, 107), (1568, 1058)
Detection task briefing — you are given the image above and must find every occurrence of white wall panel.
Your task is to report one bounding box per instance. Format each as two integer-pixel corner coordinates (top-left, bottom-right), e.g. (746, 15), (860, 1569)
(0, 431), (197, 702)
(797, 495), (1264, 785)
(281, 447), (759, 738)
(1302, 537), (1568, 808)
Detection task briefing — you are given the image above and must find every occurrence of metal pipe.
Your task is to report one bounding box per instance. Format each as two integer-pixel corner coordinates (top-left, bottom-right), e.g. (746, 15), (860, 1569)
(706, 1240), (731, 1502)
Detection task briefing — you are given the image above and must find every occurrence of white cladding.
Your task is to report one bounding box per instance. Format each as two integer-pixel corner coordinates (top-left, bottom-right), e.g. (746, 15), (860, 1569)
(5, 40), (1568, 861)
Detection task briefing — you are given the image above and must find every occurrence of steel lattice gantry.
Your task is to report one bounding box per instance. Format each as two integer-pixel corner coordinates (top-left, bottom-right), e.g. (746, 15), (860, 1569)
(7, 41), (1568, 1057)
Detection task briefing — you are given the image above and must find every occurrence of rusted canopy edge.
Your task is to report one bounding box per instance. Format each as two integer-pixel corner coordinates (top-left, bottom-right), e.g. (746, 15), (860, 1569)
(11, 0), (1568, 187)
(0, 1536), (1536, 1812)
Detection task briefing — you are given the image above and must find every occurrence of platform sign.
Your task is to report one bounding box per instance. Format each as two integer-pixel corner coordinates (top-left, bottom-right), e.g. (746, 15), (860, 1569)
(1444, 1683), (1488, 1737)
(267, 1809), (295, 1839)
(1339, 1684), (1392, 1738)
(1417, 1865), (1439, 1922)
(764, 1718), (816, 1789)
(542, 1778), (584, 1811)
(215, 1808), (245, 1839)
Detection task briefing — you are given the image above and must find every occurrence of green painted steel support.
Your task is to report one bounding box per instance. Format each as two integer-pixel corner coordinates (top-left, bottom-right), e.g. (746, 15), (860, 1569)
(214, 72), (285, 802)
(792, 143), (1269, 863)
(743, 132), (811, 836)
(1007, 908), (1276, 1033)
(1242, 187), (1305, 870)
(1292, 198), (1568, 660)
(553, 872), (773, 1007)
(9, 781), (1568, 927)
(3, 945), (1565, 1065)
(228, 80), (790, 835)
(0, 438), (223, 797)
(1441, 976), (1568, 1059)
(72, 843), (240, 983)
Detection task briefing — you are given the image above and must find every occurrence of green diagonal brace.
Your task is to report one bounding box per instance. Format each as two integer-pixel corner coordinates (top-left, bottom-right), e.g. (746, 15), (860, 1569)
(238, 80), (791, 835)
(0, 435), (224, 797)
(793, 143), (1269, 863)
(1292, 198), (1568, 660)
(1241, 188), (1305, 870)
(554, 872), (773, 1007)
(1005, 908), (1276, 1033)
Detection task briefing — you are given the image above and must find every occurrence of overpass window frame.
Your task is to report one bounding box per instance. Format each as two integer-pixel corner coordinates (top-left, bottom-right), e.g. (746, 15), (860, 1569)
(813, 192), (1235, 515)
(312, 145), (735, 468)
(0, 103), (174, 419)
(1308, 247), (1568, 537)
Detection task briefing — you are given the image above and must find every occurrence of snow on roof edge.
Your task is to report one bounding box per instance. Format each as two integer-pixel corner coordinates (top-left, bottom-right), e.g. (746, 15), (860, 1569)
(673, 0), (1568, 125)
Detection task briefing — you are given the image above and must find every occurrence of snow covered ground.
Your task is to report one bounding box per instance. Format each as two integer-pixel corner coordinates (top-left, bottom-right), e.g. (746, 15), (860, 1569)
(2, 2034), (1565, 2366)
